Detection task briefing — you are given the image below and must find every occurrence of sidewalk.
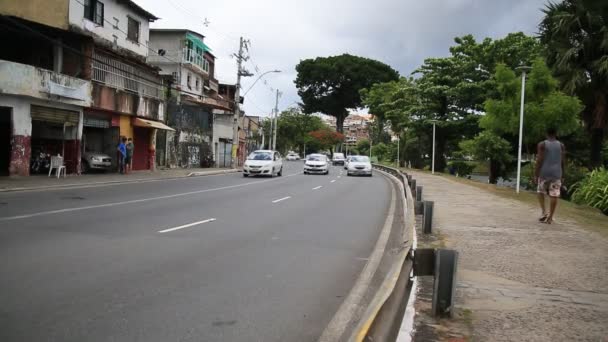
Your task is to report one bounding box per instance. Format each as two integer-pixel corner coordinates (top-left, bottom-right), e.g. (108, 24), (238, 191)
(408, 170), (608, 342)
(0, 168), (239, 192)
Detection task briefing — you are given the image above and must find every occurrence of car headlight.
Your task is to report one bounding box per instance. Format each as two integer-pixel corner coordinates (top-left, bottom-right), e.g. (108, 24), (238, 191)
(92, 157), (102, 162)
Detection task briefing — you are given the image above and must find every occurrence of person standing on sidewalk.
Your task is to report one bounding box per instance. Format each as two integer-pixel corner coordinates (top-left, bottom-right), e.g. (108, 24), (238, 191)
(117, 137), (127, 174)
(534, 127), (565, 224)
(125, 138), (134, 174)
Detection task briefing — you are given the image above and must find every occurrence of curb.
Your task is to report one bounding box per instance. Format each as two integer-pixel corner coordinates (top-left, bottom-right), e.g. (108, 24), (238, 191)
(0, 169), (241, 193)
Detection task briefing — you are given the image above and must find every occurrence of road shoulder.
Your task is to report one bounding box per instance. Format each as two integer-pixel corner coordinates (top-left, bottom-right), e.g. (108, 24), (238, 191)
(408, 170), (608, 342)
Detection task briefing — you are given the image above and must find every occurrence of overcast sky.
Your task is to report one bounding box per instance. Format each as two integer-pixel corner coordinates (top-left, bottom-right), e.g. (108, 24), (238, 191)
(137, 0), (548, 118)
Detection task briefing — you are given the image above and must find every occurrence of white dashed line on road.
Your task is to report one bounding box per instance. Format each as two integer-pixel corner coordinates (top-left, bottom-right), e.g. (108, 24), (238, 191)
(330, 180), (336, 183)
(312, 186), (323, 190)
(272, 196), (291, 203)
(158, 218), (216, 233)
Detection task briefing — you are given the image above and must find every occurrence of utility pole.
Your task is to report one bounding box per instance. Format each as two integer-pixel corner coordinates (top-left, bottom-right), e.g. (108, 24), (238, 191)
(272, 89), (281, 151)
(268, 111), (274, 150)
(231, 37), (252, 168)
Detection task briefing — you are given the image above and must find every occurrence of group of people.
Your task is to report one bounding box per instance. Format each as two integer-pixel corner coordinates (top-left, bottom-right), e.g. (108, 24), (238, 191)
(117, 137), (134, 174)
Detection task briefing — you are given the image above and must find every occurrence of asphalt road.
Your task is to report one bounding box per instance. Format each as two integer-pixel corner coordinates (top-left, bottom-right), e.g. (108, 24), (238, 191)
(0, 162), (391, 342)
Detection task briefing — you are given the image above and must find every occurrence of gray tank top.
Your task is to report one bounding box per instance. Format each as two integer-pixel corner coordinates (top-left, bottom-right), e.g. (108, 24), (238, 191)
(540, 139), (562, 180)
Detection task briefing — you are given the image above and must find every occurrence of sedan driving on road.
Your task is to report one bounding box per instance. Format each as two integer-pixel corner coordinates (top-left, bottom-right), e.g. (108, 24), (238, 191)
(303, 154), (329, 175)
(332, 152), (346, 166)
(286, 152), (300, 161)
(243, 150), (283, 177)
(346, 155), (372, 177)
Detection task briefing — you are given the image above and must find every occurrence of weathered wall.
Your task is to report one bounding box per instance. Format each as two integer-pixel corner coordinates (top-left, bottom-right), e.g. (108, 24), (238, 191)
(0, 0), (69, 30)
(0, 60), (92, 106)
(166, 101), (213, 167)
(92, 83), (162, 119)
(119, 114), (133, 139)
(68, 0), (152, 57)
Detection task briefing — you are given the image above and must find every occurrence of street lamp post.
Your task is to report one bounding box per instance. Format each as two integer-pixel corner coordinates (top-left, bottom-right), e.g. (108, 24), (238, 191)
(242, 70), (281, 97)
(429, 120), (439, 174)
(515, 65), (531, 194)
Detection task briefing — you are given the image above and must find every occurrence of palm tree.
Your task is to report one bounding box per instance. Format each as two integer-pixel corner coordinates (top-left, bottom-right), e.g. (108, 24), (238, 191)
(539, 0), (608, 167)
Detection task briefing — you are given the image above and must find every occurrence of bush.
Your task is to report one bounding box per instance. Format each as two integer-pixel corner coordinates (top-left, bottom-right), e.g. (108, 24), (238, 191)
(572, 167), (608, 214)
(448, 160), (475, 177)
(522, 161), (588, 198)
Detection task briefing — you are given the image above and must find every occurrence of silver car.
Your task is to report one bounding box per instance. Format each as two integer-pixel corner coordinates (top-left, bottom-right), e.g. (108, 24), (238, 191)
(82, 152), (112, 172)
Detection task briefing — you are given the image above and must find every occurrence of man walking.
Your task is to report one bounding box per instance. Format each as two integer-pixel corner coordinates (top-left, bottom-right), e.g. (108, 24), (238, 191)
(117, 137), (127, 174)
(534, 127), (565, 224)
(125, 138), (134, 174)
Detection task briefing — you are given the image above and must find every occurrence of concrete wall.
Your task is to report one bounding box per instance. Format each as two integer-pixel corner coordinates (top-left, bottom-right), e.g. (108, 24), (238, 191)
(0, 0), (69, 30)
(68, 0), (151, 57)
(91, 83), (162, 119)
(0, 60), (92, 107)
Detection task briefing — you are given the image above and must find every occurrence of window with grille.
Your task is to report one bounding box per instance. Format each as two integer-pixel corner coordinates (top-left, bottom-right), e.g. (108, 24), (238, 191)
(84, 0), (104, 26)
(127, 17), (140, 43)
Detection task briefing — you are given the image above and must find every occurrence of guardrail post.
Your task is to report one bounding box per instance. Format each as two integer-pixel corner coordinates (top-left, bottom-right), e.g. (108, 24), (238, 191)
(416, 186), (423, 202)
(414, 201), (424, 215)
(432, 249), (458, 317)
(423, 201), (434, 234)
(410, 179), (417, 200)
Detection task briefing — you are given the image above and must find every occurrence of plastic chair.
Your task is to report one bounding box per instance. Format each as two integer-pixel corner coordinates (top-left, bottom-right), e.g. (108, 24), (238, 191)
(49, 155), (66, 178)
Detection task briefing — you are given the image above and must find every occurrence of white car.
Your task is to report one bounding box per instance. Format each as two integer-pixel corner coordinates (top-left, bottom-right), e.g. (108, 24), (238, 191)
(346, 155), (372, 177)
(243, 150), (283, 177)
(332, 152), (346, 166)
(344, 156), (353, 170)
(286, 153), (300, 161)
(303, 154), (329, 175)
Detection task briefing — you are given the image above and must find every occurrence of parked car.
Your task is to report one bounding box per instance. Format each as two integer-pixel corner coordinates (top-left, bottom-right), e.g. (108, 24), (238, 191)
(303, 154), (329, 175)
(286, 152), (300, 161)
(82, 151), (112, 173)
(346, 155), (372, 177)
(243, 150), (283, 177)
(332, 152), (346, 166)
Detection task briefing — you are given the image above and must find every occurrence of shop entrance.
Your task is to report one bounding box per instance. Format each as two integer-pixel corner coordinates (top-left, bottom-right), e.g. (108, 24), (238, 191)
(0, 107), (11, 176)
(82, 114), (119, 171)
(30, 106), (79, 174)
(132, 127), (150, 171)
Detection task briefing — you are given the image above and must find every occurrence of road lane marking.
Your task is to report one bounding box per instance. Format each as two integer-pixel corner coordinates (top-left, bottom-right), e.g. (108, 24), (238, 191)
(272, 196), (291, 203)
(158, 218), (216, 233)
(312, 186), (323, 190)
(330, 180), (336, 183)
(338, 176), (341, 179)
(0, 173), (302, 221)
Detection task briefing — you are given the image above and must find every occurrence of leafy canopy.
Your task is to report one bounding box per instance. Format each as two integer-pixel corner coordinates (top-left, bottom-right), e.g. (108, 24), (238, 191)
(295, 54), (399, 132)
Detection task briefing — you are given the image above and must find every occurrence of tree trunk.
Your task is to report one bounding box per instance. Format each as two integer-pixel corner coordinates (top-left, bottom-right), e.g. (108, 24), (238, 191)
(489, 159), (500, 184)
(590, 128), (604, 168)
(336, 114), (346, 133)
(433, 127), (447, 172)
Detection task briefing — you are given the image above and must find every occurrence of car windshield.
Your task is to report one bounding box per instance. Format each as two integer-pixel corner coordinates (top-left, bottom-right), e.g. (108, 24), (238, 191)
(248, 152), (272, 161)
(351, 156), (370, 162)
(307, 155), (324, 161)
(334, 154), (344, 158)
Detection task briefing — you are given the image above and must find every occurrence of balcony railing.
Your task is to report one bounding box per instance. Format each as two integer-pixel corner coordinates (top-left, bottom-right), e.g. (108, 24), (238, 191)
(0, 59), (91, 106)
(183, 48), (209, 74)
(92, 52), (164, 100)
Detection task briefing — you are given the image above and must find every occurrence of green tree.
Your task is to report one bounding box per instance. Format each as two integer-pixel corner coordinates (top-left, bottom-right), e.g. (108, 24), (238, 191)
(478, 58), (583, 183)
(356, 139), (370, 156)
(539, 0), (608, 167)
(460, 131), (513, 184)
(482, 59), (583, 144)
(275, 109), (325, 153)
(294, 54), (399, 133)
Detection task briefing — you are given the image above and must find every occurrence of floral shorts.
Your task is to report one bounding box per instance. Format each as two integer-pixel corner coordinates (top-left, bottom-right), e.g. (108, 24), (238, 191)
(537, 178), (562, 198)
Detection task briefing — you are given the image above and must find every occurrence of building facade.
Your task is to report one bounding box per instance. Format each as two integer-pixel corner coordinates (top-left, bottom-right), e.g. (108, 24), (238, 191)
(0, 0), (171, 176)
(148, 29), (231, 168)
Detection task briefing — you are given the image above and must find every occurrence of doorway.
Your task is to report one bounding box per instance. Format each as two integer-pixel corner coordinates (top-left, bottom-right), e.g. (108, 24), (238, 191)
(0, 107), (11, 176)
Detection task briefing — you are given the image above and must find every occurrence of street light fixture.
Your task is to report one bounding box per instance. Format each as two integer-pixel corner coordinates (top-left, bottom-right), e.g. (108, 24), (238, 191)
(515, 65), (532, 194)
(428, 119), (440, 174)
(242, 70), (281, 97)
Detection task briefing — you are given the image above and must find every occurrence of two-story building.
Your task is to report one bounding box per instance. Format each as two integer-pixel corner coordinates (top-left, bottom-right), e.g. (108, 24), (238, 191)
(148, 29), (233, 168)
(69, 0), (171, 172)
(0, 0), (171, 176)
(0, 1), (93, 176)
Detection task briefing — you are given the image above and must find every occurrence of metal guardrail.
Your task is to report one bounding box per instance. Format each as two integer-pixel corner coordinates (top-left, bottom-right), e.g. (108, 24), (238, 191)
(350, 164), (458, 341)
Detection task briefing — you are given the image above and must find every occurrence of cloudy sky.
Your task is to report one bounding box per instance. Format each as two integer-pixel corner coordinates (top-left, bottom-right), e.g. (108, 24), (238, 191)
(137, 0), (548, 117)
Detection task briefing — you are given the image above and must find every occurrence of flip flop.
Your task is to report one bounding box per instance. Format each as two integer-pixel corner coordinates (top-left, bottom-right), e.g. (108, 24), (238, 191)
(539, 214), (549, 222)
